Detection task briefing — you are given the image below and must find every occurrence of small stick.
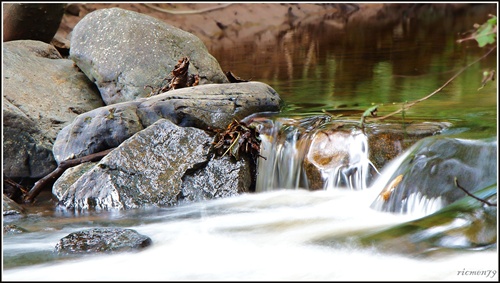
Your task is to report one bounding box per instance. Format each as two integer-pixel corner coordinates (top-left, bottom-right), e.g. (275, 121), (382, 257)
(367, 46), (496, 122)
(4, 178), (30, 195)
(454, 177), (497, 207)
(144, 3), (232, 15)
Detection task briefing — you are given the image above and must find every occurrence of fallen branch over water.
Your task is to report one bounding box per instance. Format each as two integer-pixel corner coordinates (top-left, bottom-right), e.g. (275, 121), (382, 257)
(454, 177), (497, 207)
(23, 148), (115, 204)
(366, 46), (496, 122)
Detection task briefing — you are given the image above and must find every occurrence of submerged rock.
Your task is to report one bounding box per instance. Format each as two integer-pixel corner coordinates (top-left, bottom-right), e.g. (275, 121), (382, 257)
(3, 224), (29, 235)
(304, 127), (376, 190)
(254, 116), (448, 191)
(371, 136), (497, 214)
(314, 184), (497, 255)
(55, 228), (152, 254)
(367, 185), (497, 253)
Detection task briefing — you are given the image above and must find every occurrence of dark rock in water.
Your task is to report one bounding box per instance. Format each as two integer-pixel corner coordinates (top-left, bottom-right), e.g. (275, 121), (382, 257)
(3, 224), (28, 235)
(371, 136), (497, 214)
(3, 195), (26, 216)
(55, 228), (152, 254)
(3, 3), (65, 43)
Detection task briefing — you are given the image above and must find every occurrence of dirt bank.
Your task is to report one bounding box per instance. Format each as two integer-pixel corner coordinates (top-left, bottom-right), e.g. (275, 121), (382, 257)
(56, 3), (472, 51)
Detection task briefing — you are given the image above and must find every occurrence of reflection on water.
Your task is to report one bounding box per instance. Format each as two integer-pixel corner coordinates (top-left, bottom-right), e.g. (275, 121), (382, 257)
(210, 4), (497, 138)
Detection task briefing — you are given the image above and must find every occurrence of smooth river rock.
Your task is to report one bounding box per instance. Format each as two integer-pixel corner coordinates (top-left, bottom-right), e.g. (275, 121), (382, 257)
(2, 40), (104, 178)
(69, 7), (229, 105)
(52, 81), (282, 164)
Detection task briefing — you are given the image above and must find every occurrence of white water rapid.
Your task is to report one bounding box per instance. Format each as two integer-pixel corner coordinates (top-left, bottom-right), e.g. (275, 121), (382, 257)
(3, 187), (498, 281)
(4, 118), (498, 281)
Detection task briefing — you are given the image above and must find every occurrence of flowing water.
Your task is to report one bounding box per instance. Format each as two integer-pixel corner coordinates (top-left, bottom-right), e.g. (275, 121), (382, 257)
(2, 4), (498, 281)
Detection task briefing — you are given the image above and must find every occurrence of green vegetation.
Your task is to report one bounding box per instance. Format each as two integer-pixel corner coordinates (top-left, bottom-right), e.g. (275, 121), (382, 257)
(458, 14), (497, 47)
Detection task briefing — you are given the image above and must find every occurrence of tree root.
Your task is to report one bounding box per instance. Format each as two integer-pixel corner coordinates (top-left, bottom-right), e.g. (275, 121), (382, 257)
(143, 3), (232, 15)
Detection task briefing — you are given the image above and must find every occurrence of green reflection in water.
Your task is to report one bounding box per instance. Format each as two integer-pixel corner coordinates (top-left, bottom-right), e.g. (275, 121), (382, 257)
(210, 4), (497, 139)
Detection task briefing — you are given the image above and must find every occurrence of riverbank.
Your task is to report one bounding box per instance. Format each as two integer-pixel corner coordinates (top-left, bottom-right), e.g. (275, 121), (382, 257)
(57, 3), (472, 51)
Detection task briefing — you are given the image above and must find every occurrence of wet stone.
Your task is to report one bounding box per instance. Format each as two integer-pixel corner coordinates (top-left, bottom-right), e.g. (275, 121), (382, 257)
(371, 136), (497, 214)
(2, 194), (26, 216)
(304, 126), (377, 190)
(3, 224), (28, 234)
(365, 122), (450, 170)
(55, 228), (152, 254)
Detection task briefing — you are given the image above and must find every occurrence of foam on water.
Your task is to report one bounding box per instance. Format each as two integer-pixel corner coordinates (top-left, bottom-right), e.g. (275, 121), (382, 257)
(4, 121), (497, 280)
(3, 190), (497, 281)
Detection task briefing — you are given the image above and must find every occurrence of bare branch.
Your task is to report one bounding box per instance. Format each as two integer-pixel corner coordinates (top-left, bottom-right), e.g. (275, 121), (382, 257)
(367, 46), (496, 122)
(23, 148), (115, 204)
(4, 178), (30, 195)
(454, 177), (497, 207)
(143, 3), (232, 15)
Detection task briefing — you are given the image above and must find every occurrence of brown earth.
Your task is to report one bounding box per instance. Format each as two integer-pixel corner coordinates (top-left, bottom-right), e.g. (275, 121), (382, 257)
(56, 3), (471, 51)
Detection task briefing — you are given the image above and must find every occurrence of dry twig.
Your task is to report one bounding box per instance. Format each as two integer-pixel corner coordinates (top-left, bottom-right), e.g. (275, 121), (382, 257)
(23, 148), (114, 204)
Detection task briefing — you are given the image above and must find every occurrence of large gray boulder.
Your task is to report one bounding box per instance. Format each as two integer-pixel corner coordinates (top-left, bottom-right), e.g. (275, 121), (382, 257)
(69, 7), (229, 105)
(54, 119), (252, 210)
(52, 81), (282, 164)
(2, 40), (104, 178)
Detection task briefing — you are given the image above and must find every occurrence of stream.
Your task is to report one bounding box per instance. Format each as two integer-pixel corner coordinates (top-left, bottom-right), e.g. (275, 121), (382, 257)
(2, 4), (497, 281)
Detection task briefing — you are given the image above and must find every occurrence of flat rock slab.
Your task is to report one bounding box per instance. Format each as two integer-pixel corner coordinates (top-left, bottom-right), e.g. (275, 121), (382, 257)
(53, 81), (282, 163)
